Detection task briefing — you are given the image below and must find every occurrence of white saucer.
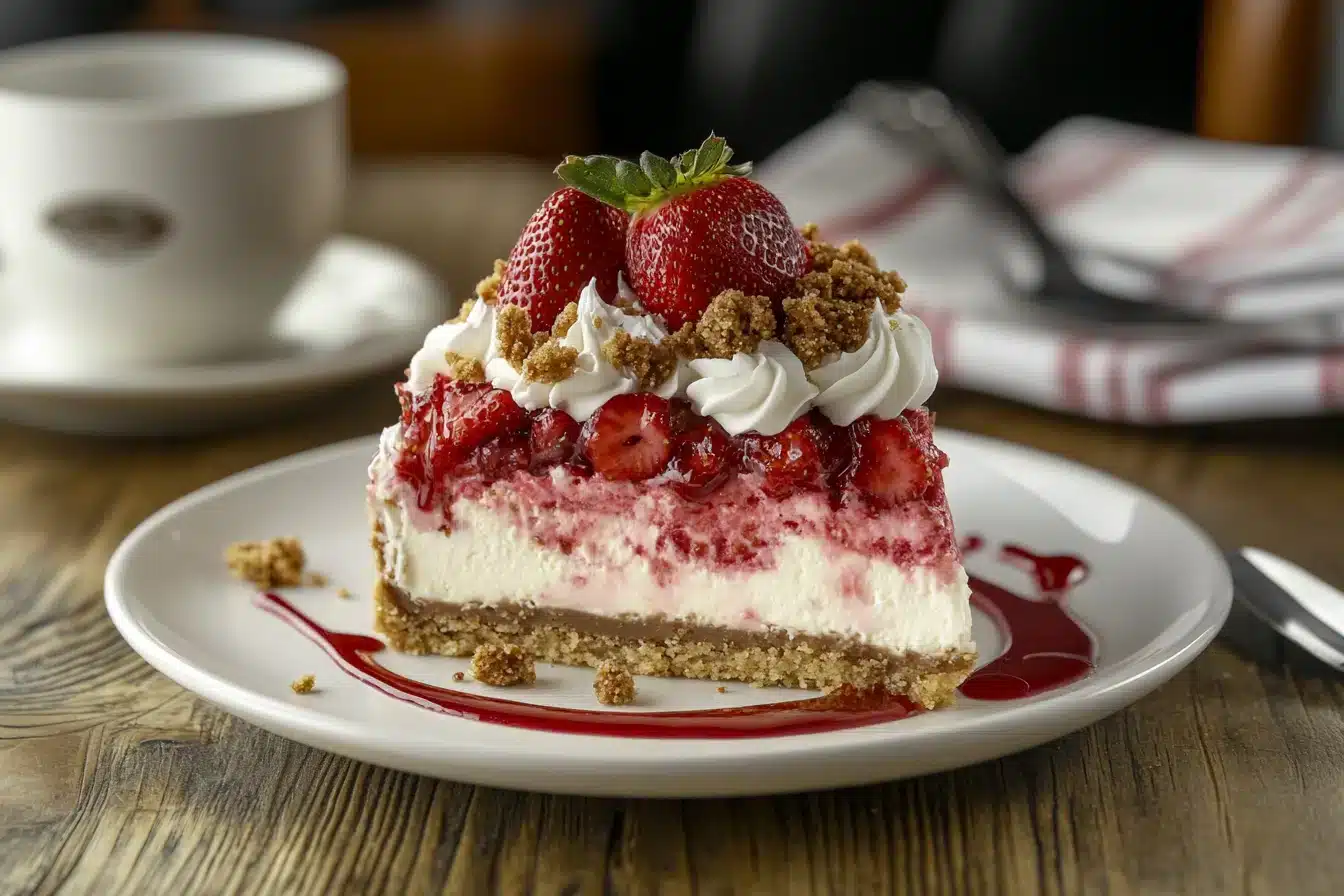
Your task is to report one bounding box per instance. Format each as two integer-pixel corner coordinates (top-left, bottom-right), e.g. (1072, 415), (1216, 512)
(0, 236), (445, 436)
(105, 430), (1232, 798)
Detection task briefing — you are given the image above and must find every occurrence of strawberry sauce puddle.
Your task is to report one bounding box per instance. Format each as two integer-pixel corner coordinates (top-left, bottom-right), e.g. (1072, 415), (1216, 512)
(256, 535), (1094, 738)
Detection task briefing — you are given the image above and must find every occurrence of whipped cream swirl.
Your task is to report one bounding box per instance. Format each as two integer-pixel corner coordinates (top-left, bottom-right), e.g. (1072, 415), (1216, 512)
(400, 275), (938, 437)
(807, 302), (938, 426)
(406, 298), (499, 392)
(486, 279), (695, 420)
(686, 341), (818, 436)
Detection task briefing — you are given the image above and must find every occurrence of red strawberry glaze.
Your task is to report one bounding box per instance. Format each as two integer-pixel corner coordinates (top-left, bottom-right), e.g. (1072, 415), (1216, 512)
(375, 379), (961, 588)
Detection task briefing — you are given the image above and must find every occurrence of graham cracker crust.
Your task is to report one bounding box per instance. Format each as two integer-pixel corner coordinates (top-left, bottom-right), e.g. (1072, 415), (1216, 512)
(373, 578), (975, 709)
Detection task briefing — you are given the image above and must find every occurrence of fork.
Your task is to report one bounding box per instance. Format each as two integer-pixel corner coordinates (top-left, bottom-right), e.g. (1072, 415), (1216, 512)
(843, 81), (1210, 326)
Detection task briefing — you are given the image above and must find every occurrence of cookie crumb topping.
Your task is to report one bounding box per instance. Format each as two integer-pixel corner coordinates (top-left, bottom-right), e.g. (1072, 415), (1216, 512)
(662, 323), (703, 361)
(475, 259), (506, 304)
(776, 227), (907, 366)
(522, 336), (580, 383)
(551, 301), (579, 337)
(601, 330), (679, 390)
(802, 229), (905, 313)
(494, 305), (534, 369)
(694, 290), (776, 358)
(782, 290), (871, 369)
(443, 351), (486, 383)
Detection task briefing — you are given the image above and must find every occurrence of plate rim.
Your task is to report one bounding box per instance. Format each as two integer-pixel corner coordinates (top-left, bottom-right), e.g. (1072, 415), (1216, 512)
(104, 429), (1234, 794)
(0, 235), (439, 397)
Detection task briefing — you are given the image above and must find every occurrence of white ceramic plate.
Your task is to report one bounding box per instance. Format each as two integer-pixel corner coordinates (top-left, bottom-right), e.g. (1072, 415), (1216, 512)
(105, 430), (1232, 797)
(0, 236), (445, 435)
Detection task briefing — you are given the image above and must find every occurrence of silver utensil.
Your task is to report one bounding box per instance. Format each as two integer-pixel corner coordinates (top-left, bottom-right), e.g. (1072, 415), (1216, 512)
(844, 81), (1208, 325)
(1226, 548), (1344, 672)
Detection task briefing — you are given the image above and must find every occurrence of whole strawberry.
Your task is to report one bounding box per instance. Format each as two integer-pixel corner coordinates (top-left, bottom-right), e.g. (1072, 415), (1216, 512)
(556, 135), (807, 331)
(496, 187), (629, 331)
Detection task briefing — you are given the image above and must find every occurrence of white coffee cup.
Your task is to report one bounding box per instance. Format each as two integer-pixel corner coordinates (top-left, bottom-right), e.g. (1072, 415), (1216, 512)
(0, 33), (347, 370)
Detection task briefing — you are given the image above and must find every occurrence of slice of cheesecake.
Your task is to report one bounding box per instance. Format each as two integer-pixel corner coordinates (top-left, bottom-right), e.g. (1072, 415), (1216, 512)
(366, 136), (975, 708)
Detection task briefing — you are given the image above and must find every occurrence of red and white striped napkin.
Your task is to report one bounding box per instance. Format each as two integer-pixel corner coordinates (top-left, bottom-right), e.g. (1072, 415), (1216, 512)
(757, 114), (1344, 423)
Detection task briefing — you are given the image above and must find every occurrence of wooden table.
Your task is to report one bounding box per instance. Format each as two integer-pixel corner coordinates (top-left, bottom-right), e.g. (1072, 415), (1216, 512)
(3, 162), (1342, 895)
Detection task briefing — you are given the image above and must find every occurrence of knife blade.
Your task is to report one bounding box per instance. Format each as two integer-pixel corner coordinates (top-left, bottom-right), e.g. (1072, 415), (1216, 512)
(1226, 548), (1344, 672)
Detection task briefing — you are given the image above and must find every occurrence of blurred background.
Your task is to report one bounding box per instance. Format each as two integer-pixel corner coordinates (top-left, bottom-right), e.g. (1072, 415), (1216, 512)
(1, 0), (1332, 160)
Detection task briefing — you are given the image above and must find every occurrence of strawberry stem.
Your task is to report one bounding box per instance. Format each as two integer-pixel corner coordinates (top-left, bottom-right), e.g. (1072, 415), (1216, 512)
(555, 133), (752, 214)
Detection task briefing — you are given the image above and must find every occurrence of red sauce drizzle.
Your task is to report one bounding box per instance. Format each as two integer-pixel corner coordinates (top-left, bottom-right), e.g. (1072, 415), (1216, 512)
(257, 535), (1094, 738)
(959, 537), (1094, 701)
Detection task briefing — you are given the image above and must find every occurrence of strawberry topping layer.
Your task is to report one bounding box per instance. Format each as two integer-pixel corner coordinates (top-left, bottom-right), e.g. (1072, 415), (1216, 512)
(387, 377), (954, 581)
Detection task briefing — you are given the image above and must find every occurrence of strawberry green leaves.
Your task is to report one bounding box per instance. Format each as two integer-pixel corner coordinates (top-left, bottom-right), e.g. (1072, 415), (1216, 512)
(555, 134), (753, 214)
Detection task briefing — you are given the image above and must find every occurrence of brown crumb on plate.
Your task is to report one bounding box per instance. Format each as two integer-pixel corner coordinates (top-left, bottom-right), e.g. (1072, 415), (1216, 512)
(471, 643), (536, 686)
(717, 686), (727, 694)
(336, 587), (352, 599)
(291, 674), (316, 694)
(594, 661), (637, 706)
(452, 671), (465, 682)
(225, 537), (308, 589)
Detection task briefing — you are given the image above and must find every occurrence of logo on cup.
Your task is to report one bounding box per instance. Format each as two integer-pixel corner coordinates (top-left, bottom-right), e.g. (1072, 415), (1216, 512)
(43, 195), (174, 259)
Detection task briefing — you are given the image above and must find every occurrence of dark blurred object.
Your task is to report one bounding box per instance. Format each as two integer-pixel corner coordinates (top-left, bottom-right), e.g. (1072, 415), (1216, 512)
(0, 0), (144, 49)
(202, 0), (424, 19)
(932, 0), (1203, 154)
(596, 0), (1205, 160)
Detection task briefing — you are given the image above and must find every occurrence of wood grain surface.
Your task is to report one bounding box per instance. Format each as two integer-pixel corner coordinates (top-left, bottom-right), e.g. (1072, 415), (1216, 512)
(2, 162), (1343, 896)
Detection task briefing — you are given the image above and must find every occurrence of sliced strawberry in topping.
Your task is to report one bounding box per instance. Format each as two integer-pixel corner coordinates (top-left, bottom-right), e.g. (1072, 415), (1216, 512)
(667, 397), (696, 434)
(740, 417), (823, 497)
(848, 415), (932, 504)
(810, 411), (853, 483)
(528, 408), (581, 469)
(900, 407), (948, 470)
(666, 418), (735, 497)
(472, 431), (531, 480)
(449, 388), (526, 453)
(581, 393), (673, 481)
